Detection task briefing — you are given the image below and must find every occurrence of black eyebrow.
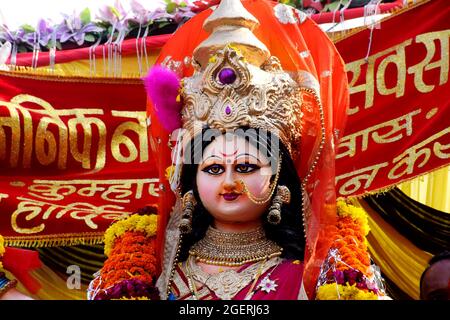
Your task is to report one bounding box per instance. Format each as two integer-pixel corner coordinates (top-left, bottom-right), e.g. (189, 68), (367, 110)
(202, 154), (222, 162)
(235, 153), (259, 161)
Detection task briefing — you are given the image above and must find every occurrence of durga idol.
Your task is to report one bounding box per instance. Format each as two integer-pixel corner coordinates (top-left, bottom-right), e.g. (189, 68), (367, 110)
(89, 0), (384, 301)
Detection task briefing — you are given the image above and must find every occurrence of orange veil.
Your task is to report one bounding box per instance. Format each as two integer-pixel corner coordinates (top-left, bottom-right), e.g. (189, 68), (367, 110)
(147, 0), (349, 298)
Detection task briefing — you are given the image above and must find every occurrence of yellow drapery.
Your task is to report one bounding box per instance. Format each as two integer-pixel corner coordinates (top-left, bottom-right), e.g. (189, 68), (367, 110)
(398, 166), (450, 214)
(355, 200), (432, 300)
(366, 166), (450, 299)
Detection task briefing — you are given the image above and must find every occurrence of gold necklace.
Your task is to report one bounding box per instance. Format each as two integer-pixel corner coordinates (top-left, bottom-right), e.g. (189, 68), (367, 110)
(189, 226), (282, 266)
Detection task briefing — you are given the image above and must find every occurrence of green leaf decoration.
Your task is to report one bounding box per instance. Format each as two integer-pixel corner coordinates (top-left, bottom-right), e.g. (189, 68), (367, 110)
(21, 24), (35, 33)
(166, 3), (177, 13)
(84, 34), (95, 42)
(80, 8), (91, 25)
(158, 21), (171, 28)
(323, 1), (341, 12)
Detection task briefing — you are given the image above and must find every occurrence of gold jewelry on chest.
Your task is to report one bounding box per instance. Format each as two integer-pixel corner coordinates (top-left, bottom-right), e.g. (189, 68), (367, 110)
(186, 255), (280, 300)
(189, 226), (282, 266)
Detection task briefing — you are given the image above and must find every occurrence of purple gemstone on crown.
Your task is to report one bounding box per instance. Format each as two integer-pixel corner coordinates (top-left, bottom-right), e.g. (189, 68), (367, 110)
(225, 105), (232, 115)
(218, 68), (237, 85)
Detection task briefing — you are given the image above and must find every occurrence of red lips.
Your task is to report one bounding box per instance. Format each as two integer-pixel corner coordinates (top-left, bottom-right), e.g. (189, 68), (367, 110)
(222, 193), (240, 201)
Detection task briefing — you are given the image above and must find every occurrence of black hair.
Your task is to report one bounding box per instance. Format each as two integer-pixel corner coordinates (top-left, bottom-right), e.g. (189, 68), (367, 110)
(178, 127), (305, 262)
(419, 250), (450, 299)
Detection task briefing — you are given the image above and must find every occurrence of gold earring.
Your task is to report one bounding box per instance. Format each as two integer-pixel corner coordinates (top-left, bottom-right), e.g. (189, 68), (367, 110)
(267, 186), (291, 225)
(179, 190), (196, 234)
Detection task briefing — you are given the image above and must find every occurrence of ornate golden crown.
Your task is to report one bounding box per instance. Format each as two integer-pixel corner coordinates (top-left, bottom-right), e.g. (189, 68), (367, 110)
(180, 0), (304, 157)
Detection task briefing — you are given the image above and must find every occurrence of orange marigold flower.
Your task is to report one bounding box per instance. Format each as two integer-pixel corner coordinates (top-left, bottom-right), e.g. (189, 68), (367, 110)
(97, 229), (158, 290)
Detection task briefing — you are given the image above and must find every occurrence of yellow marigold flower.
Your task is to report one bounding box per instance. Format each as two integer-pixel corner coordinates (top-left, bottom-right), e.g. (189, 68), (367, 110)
(337, 200), (370, 235)
(316, 283), (342, 300)
(104, 214), (158, 256)
(354, 290), (379, 300)
(317, 283), (378, 300)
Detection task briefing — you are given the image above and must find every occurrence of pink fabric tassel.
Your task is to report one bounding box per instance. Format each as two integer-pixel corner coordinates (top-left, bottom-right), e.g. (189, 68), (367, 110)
(143, 66), (182, 132)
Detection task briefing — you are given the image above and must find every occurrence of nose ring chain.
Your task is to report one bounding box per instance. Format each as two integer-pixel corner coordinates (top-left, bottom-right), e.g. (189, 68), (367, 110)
(238, 156), (282, 205)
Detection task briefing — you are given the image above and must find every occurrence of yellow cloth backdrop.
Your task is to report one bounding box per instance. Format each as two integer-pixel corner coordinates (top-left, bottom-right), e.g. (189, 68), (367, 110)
(398, 166), (450, 214)
(355, 200), (433, 299)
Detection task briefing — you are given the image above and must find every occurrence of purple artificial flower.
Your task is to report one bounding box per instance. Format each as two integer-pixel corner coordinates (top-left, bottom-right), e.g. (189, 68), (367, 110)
(162, 0), (198, 24)
(57, 11), (103, 46)
(344, 269), (360, 285)
(19, 19), (56, 48)
(97, 0), (130, 33)
(356, 281), (368, 290)
(94, 278), (160, 300)
(126, 280), (135, 294)
(171, 0), (195, 6)
(333, 270), (345, 285)
(172, 8), (196, 24)
(97, 5), (119, 25)
(110, 283), (123, 297)
(36, 19), (55, 47)
(130, 0), (168, 24)
(0, 25), (28, 45)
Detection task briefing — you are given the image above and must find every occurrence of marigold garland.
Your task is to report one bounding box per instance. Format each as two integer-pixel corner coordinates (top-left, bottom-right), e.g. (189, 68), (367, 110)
(316, 200), (385, 300)
(317, 283), (378, 300)
(104, 213), (158, 257)
(89, 212), (160, 300)
(337, 201), (370, 236)
(333, 201), (371, 276)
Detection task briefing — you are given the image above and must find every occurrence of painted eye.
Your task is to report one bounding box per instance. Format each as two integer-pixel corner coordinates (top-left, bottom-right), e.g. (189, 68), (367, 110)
(235, 163), (259, 173)
(203, 164), (225, 175)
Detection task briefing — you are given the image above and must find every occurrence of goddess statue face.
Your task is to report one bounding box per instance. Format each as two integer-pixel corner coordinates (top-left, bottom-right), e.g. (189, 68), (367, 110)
(196, 133), (275, 229)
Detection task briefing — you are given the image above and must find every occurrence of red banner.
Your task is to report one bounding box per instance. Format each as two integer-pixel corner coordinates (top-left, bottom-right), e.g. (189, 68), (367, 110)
(334, 0), (450, 197)
(0, 72), (160, 245)
(1, 0), (449, 245)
